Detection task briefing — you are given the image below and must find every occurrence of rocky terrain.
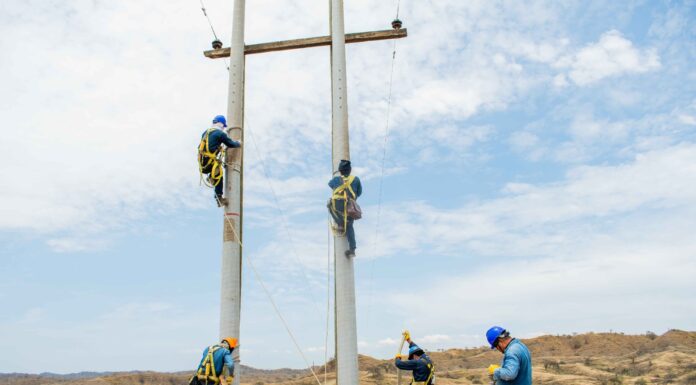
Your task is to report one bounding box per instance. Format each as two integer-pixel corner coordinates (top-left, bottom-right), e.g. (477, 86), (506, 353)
(2, 330), (694, 385)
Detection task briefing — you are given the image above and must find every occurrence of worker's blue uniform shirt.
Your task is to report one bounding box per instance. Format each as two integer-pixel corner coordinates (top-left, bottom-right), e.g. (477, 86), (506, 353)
(197, 345), (234, 376)
(328, 175), (362, 250)
(328, 175), (362, 199)
(201, 127), (241, 152)
(394, 356), (434, 383)
(494, 339), (532, 385)
(394, 342), (434, 383)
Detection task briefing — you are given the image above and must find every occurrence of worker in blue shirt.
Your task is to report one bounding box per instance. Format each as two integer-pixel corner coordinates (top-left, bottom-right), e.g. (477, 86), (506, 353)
(394, 336), (435, 385)
(198, 115), (242, 206)
(189, 337), (237, 385)
(328, 159), (362, 257)
(486, 326), (532, 385)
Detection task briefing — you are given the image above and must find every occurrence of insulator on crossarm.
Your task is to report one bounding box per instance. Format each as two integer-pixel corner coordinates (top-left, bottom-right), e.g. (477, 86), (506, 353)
(212, 39), (223, 49)
(391, 19), (402, 30)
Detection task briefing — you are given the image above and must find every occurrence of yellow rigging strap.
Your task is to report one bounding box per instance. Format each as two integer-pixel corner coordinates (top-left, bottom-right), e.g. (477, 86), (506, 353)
(411, 358), (434, 385)
(330, 175), (356, 235)
(198, 128), (224, 188)
(195, 345), (224, 384)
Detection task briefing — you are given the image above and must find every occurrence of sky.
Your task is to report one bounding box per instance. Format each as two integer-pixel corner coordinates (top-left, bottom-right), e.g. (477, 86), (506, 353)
(1, 0), (695, 375)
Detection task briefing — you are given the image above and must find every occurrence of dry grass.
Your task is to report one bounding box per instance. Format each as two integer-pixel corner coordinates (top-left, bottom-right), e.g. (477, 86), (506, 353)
(2, 330), (694, 385)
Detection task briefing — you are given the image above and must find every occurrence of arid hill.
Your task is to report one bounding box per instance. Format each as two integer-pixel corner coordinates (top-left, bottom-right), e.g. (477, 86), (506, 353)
(2, 330), (694, 385)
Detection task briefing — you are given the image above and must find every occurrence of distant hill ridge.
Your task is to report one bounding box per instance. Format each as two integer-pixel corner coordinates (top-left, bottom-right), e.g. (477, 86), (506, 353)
(2, 330), (694, 384)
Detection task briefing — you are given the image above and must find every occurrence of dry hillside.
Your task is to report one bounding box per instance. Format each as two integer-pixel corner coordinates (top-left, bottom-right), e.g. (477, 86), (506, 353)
(2, 330), (694, 385)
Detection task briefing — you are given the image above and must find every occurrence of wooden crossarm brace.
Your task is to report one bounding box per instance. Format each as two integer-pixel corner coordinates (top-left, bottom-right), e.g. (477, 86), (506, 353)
(204, 28), (407, 58)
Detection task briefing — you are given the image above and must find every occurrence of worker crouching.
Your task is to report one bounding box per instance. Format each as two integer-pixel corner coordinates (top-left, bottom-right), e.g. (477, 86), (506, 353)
(486, 326), (532, 385)
(395, 337), (435, 385)
(328, 159), (362, 257)
(189, 337), (238, 385)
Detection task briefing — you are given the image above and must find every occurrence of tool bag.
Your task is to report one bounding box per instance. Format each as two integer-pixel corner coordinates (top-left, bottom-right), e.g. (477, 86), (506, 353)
(331, 175), (362, 220)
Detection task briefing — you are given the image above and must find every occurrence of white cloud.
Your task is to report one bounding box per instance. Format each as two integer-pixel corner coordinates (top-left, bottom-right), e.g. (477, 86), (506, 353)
(419, 334), (452, 344)
(377, 337), (398, 346)
(558, 30), (660, 86)
(46, 237), (109, 253)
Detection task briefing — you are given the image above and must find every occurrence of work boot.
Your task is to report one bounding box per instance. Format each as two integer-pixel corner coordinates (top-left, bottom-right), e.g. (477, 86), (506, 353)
(216, 195), (229, 207)
(345, 249), (355, 258)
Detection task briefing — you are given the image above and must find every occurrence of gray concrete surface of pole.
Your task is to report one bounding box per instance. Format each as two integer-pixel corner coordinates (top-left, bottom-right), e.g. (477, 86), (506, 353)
(330, 0), (360, 384)
(220, 1), (245, 385)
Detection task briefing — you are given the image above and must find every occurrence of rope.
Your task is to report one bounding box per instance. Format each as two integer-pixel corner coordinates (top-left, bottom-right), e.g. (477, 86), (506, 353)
(197, 0), (229, 70)
(365, 13), (401, 330)
(245, 117), (333, 383)
(199, 0), (220, 41)
(221, 214), (323, 385)
(245, 116), (325, 315)
(324, 215), (333, 384)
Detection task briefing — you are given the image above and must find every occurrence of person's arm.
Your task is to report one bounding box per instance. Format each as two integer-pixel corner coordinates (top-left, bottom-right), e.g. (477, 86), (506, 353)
(353, 177), (362, 198)
(395, 358), (419, 370)
(328, 176), (340, 189)
(221, 133), (241, 148)
(223, 351), (235, 375)
(495, 347), (521, 381)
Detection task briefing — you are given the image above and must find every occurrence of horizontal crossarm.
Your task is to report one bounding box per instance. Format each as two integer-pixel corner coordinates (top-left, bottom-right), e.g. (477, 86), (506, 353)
(204, 28), (407, 59)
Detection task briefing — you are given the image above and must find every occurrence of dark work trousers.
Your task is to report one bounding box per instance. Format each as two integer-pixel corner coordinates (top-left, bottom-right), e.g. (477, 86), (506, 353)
(329, 199), (356, 250)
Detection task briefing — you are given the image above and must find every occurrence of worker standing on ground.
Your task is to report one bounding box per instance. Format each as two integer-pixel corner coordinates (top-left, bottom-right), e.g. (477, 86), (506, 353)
(486, 326), (532, 385)
(198, 115), (242, 207)
(189, 337), (237, 385)
(328, 159), (362, 257)
(394, 332), (435, 385)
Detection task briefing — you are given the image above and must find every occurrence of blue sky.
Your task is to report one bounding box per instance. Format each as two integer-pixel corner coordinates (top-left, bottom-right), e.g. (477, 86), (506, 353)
(1, 0), (695, 374)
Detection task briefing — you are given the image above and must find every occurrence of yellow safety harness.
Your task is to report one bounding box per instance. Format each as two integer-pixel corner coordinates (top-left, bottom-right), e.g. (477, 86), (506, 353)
(198, 128), (224, 189)
(194, 345), (233, 385)
(411, 358), (434, 385)
(330, 175), (356, 235)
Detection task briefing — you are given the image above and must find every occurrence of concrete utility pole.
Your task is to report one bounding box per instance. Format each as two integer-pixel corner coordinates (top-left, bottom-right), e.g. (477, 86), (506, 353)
(220, 1), (244, 385)
(329, 1), (358, 384)
(205, 3), (406, 384)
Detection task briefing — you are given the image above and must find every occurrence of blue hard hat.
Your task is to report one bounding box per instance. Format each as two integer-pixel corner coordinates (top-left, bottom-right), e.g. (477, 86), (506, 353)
(486, 326), (506, 349)
(408, 344), (424, 358)
(212, 115), (227, 127)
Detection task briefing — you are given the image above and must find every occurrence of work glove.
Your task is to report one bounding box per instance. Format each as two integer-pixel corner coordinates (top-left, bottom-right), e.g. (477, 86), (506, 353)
(402, 330), (411, 341)
(488, 364), (500, 376)
(395, 354), (403, 360)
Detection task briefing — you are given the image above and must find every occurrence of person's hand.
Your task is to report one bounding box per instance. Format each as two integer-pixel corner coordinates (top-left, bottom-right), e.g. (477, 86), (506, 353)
(395, 354), (403, 360)
(403, 330), (411, 341)
(488, 364), (500, 375)
(236, 140), (243, 145)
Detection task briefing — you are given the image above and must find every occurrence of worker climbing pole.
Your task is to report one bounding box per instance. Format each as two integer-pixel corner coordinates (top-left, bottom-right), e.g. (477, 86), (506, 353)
(198, 114), (242, 207)
(328, 159), (363, 257)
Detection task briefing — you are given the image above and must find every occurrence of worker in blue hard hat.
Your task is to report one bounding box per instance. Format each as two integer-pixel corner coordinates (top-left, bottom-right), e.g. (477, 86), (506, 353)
(485, 326), (532, 385)
(394, 332), (435, 385)
(198, 115), (242, 206)
(327, 159), (362, 257)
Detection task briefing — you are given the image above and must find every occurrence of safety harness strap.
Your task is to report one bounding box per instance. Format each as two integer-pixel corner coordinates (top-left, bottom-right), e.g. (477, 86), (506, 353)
(411, 358), (434, 385)
(330, 175), (356, 235)
(198, 128), (224, 188)
(196, 345), (221, 384)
